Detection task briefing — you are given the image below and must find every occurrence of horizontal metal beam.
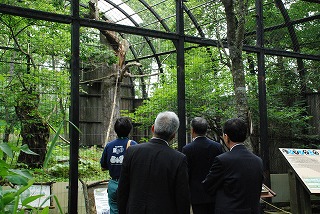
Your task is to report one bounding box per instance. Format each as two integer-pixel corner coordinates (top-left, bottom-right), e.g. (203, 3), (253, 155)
(242, 46), (320, 61)
(185, 36), (220, 46)
(126, 45), (198, 63)
(263, 48), (320, 61)
(1, 3), (319, 61)
(79, 19), (179, 40)
(245, 14), (320, 36)
(0, 4), (179, 41)
(185, 36), (320, 61)
(0, 3), (72, 24)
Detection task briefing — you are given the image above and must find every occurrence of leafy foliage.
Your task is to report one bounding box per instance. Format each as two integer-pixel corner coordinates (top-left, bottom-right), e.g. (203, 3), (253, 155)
(0, 140), (63, 214)
(132, 47), (236, 136)
(0, 0), (319, 185)
(80, 28), (118, 66)
(133, 45), (316, 150)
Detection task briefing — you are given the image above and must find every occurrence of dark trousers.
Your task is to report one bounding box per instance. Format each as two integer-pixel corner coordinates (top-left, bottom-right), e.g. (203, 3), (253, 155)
(192, 203), (215, 214)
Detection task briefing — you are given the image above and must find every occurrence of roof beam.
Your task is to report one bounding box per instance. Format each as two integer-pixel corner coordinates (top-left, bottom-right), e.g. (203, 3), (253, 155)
(245, 14), (320, 36)
(1, 3), (319, 61)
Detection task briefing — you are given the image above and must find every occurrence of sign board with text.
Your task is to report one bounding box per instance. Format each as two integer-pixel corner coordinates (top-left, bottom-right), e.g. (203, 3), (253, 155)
(94, 188), (110, 214)
(279, 148), (320, 194)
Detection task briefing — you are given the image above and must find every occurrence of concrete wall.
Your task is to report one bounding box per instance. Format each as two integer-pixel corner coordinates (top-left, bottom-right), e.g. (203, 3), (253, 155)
(270, 173), (290, 203)
(51, 182), (87, 214)
(50, 181), (108, 214)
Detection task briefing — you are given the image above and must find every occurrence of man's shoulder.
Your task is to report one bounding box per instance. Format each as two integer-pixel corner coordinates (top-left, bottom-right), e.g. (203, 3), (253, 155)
(131, 141), (186, 158)
(169, 149), (187, 161)
(195, 136), (219, 144)
(203, 138), (223, 152)
(106, 139), (119, 146)
(219, 147), (262, 162)
(182, 141), (194, 150)
(128, 141), (154, 150)
(216, 149), (233, 160)
(208, 139), (222, 146)
(129, 141), (146, 148)
(251, 152), (263, 163)
(183, 138), (221, 149)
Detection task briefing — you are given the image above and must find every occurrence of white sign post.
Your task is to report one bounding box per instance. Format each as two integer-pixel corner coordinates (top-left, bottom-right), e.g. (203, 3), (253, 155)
(279, 148), (320, 214)
(94, 188), (110, 214)
(279, 148), (320, 194)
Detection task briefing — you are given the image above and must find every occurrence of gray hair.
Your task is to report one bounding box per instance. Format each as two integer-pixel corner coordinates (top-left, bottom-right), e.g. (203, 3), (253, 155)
(154, 111), (180, 141)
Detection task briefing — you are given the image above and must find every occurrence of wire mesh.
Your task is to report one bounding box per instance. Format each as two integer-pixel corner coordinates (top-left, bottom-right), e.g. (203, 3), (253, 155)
(0, 0), (320, 213)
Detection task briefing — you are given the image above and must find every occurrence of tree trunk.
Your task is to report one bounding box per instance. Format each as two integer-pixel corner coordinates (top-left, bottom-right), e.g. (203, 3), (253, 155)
(15, 91), (50, 168)
(101, 64), (121, 143)
(88, 0), (128, 144)
(222, 0), (254, 151)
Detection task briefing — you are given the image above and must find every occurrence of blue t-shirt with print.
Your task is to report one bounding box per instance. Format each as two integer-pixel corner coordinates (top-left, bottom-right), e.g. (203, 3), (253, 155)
(100, 137), (137, 179)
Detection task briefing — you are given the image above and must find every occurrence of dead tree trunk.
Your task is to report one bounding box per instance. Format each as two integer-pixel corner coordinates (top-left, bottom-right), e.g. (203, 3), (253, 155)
(88, 0), (135, 145)
(101, 64), (121, 143)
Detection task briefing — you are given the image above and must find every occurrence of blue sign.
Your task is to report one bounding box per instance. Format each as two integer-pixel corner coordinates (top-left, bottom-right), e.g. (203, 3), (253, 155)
(281, 148), (319, 155)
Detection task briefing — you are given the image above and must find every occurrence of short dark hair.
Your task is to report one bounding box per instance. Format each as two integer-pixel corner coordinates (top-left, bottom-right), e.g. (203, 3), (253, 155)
(223, 118), (247, 142)
(114, 117), (133, 137)
(191, 117), (208, 135)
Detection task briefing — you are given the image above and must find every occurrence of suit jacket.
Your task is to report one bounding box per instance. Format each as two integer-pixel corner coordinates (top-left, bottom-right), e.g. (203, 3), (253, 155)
(117, 138), (190, 214)
(182, 136), (223, 204)
(202, 144), (264, 214)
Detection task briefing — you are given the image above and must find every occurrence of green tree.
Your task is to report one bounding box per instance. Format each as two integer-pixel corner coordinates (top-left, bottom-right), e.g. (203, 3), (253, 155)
(0, 0), (70, 168)
(132, 47), (235, 140)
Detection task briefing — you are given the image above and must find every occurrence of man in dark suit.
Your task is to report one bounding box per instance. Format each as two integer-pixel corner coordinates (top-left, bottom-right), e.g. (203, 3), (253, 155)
(182, 117), (224, 214)
(202, 118), (264, 214)
(117, 111), (190, 214)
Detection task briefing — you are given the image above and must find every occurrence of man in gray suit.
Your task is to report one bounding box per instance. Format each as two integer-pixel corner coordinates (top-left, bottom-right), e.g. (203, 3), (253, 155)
(202, 118), (264, 214)
(118, 111), (190, 214)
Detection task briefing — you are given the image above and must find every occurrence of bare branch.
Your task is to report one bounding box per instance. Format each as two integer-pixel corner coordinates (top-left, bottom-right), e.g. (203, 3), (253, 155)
(48, 123), (70, 144)
(79, 72), (118, 84)
(79, 179), (90, 214)
(124, 71), (162, 79)
(119, 62), (142, 81)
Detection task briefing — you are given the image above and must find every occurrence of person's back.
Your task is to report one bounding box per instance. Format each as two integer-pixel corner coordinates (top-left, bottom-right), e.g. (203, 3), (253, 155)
(117, 111), (190, 214)
(100, 117), (137, 214)
(213, 145), (263, 213)
(119, 139), (189, 213)
(202, 118), (264, 214)
(182, 117), (223, 214)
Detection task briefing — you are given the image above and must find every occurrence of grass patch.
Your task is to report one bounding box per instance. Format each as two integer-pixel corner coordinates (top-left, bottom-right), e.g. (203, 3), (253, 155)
(31, 143), (109, 182)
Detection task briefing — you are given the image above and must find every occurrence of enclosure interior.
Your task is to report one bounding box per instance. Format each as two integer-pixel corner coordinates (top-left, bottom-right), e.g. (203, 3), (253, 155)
(0, 0), (320, 213)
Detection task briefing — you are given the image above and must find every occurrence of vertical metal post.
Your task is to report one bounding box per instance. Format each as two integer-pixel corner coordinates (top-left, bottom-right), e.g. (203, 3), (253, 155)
(69, 0), (80, 213)
(176, 0), (186, 151)
(256, 0), (270, 188)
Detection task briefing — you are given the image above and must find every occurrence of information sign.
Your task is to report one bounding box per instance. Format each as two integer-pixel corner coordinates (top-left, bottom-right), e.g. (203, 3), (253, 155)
(94, 188), (110, 214)
(279, 148), (320, 194)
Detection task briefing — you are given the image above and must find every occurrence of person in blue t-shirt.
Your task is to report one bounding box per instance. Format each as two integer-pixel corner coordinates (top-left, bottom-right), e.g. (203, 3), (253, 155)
(100, 117), (137, 214)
